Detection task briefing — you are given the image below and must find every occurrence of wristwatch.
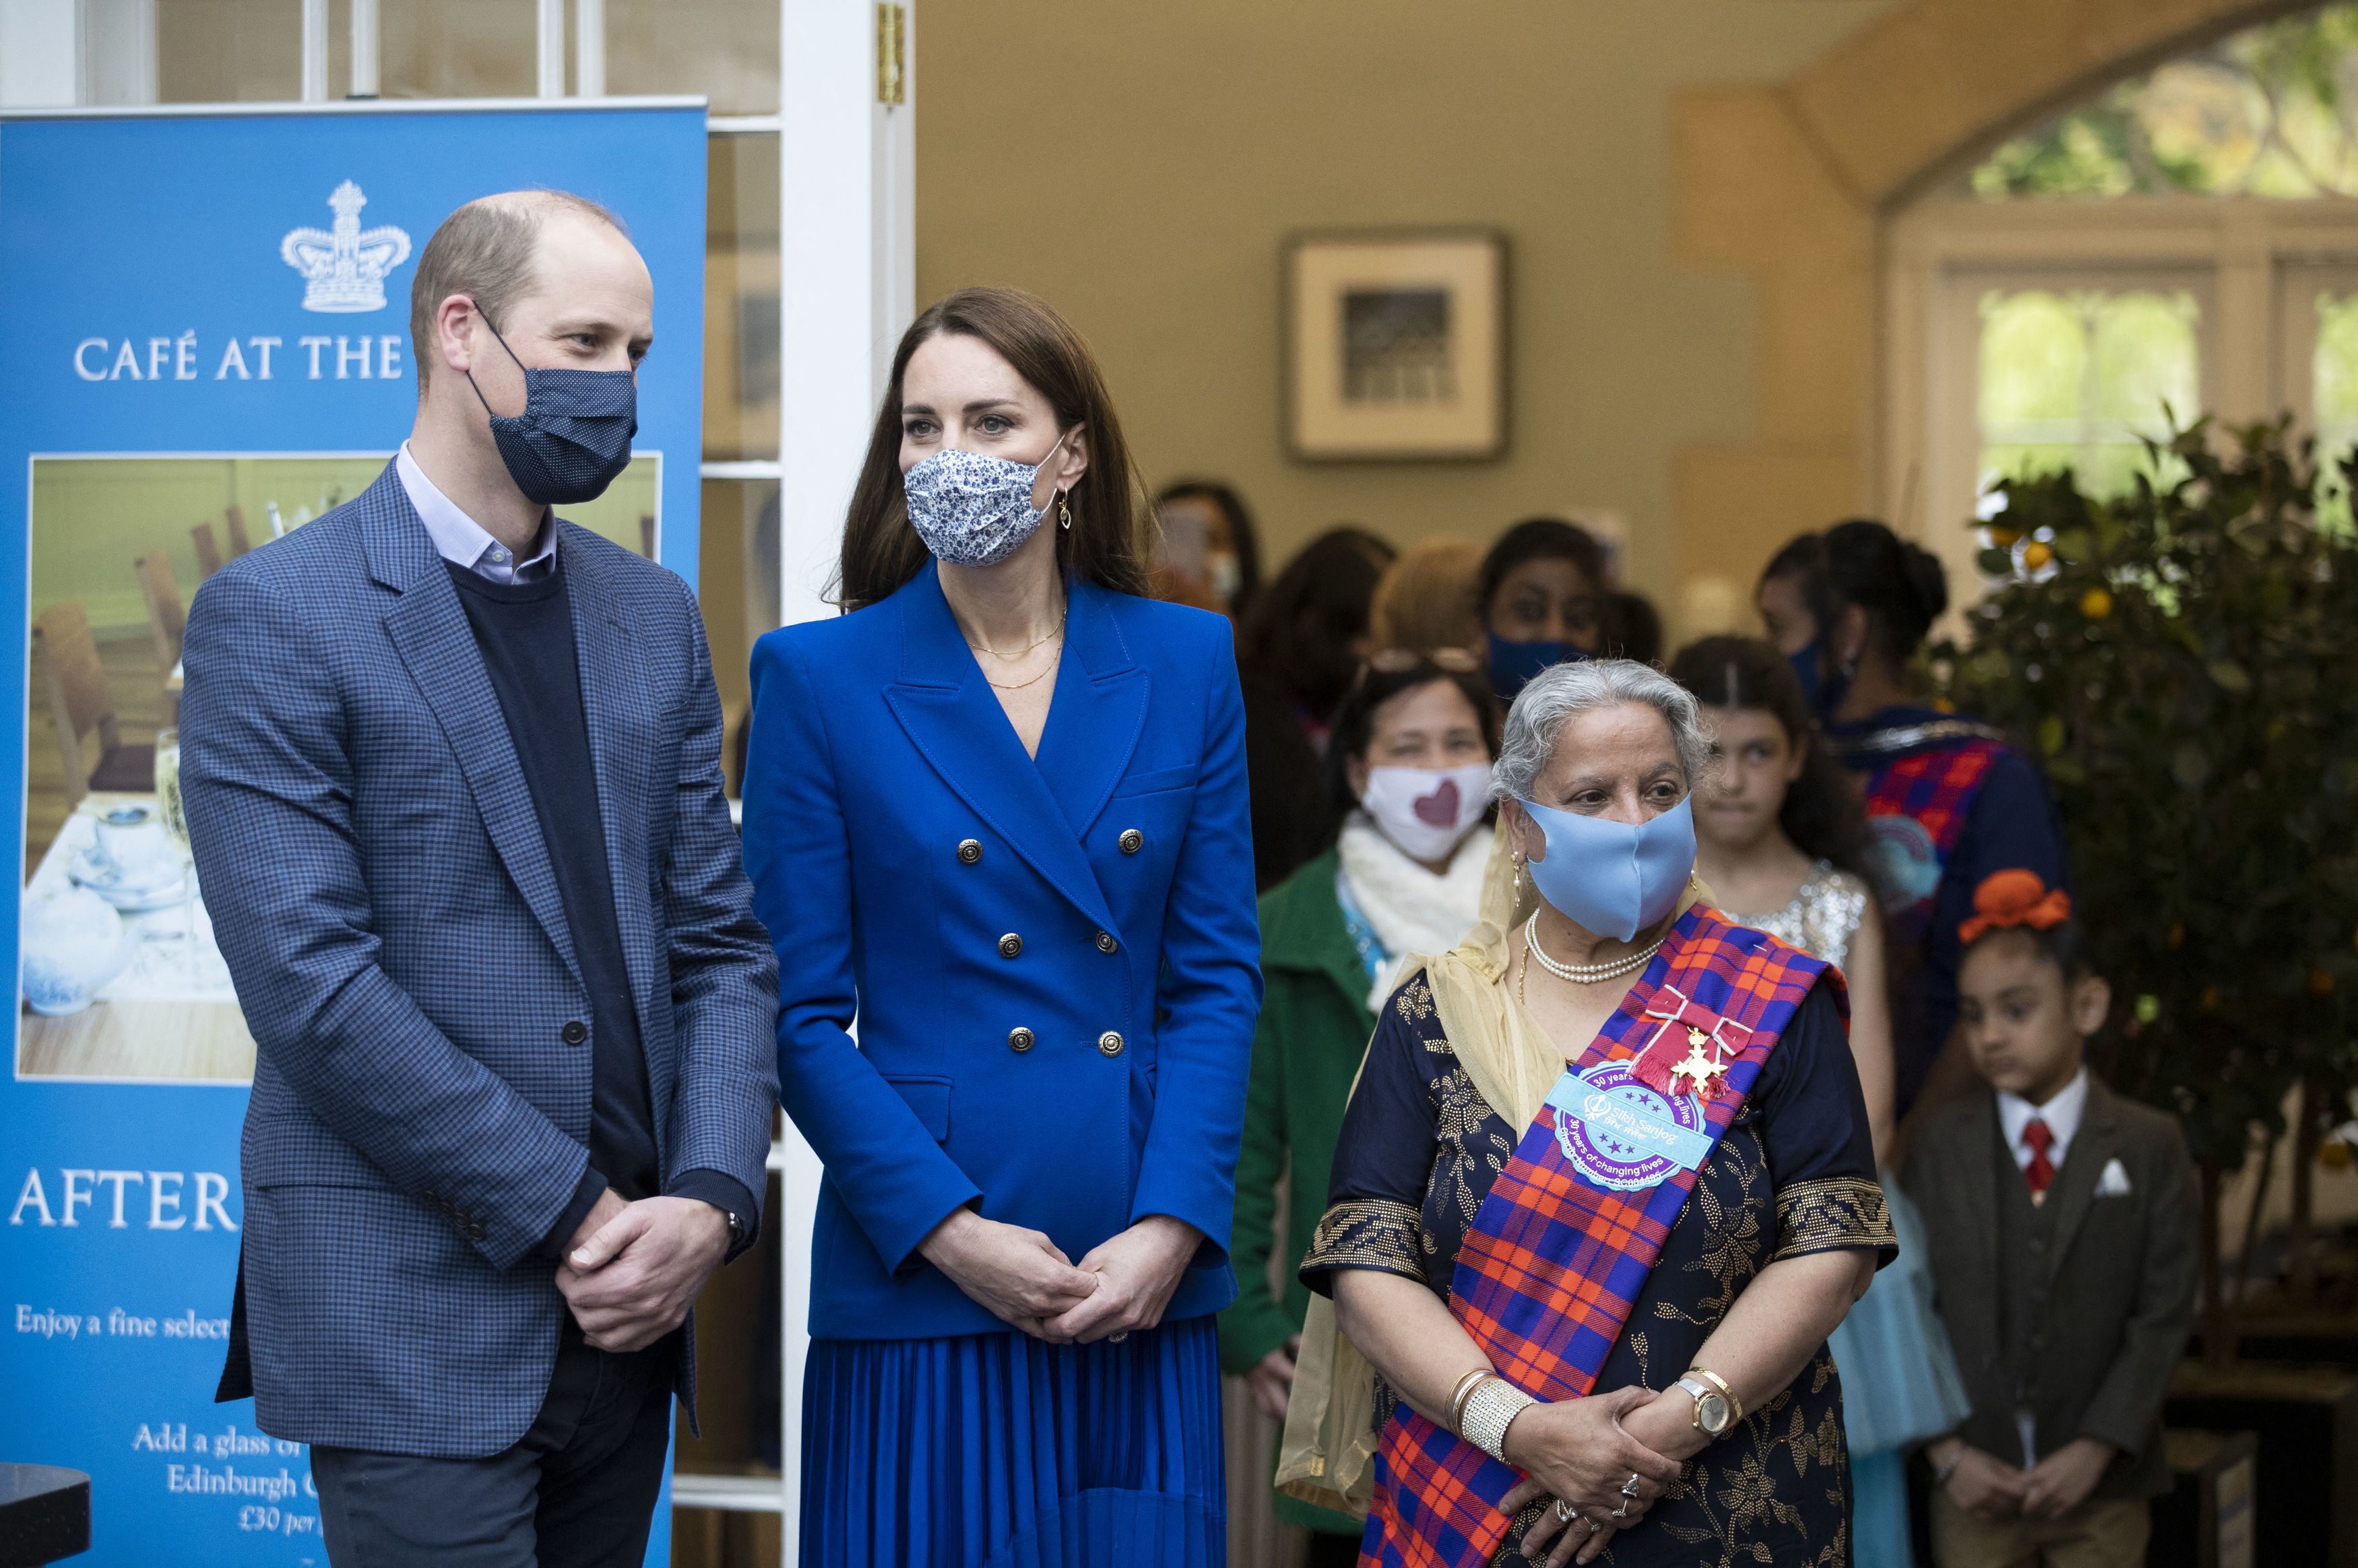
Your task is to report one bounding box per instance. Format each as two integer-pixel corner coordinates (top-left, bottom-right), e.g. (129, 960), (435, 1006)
(1676, 1369), (1740, 1438)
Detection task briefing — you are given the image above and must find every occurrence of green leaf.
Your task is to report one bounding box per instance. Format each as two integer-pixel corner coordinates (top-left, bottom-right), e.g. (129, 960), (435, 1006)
(2208, 660), (2252, 693)
(2172, 743), (2211, 789)
(2038, 715), (2068, 756)
(1978, 548), (2016, 577)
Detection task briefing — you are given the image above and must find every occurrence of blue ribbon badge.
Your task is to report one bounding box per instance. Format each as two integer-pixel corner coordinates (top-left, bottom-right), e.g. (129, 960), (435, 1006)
(1547, 1059), (1714, 1192)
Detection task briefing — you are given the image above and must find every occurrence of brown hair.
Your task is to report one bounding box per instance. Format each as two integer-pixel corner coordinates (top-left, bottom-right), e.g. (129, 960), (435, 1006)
(408, 190), (627, 392)
(837, 287), (1151, 612)
(1370, 535), (1484, 656)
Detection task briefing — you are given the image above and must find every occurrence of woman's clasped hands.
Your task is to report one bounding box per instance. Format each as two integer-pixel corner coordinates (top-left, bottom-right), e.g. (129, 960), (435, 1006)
(918, 1208), (1201, 1344)
(1498, 1385), (1692, 1568)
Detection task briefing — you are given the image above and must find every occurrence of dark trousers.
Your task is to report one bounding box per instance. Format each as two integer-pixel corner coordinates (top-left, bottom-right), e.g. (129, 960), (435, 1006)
(311, 1324), (674, 1567)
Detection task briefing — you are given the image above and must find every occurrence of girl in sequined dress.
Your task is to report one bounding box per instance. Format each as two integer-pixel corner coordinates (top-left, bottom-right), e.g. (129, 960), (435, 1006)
(1671, 636), (1971, 1568)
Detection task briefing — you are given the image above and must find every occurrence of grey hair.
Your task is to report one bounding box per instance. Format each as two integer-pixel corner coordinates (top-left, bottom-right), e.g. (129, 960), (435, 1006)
(1490, 659), (1713, 804)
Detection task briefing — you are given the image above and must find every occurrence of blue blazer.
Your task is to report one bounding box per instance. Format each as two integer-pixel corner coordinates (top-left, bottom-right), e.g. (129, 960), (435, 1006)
(743, 564), (1263, 1340)
(179, 463), (779, 1457)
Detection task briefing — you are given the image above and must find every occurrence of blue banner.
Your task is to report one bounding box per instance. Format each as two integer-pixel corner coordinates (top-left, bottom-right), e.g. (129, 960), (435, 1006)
(0, 102), (707, 1565)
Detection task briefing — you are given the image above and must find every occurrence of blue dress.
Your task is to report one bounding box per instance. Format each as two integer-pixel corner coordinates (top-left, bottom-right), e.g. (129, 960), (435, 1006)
(743, 566), (1262, 1567)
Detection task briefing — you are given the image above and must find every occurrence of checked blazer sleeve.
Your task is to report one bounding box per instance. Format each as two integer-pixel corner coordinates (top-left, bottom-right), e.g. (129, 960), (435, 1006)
(654, 579), (779, 1242)
(181, 568), (588, 1272)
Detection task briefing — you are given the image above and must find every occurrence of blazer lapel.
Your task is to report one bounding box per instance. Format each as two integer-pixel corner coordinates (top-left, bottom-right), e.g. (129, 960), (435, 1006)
(2043, 1078), (2115, 1279)
(1029, 581), (1149, 839)
(1972, 1092), (2007, 1288)
(883, 564), (1120, 936)
(369, 473), (584, 989)
(559, 532), (666, 1080)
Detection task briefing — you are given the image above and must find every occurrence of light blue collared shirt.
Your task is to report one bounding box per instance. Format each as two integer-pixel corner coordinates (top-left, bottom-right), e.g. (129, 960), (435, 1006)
(395, 442), (556, 585)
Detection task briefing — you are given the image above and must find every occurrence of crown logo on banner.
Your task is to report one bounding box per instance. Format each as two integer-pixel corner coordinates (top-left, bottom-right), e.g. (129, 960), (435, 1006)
(280, 181), (412, 313)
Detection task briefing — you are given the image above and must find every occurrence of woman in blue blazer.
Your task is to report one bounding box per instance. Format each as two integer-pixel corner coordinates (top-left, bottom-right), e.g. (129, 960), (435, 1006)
(742, 287), (1262, 1567)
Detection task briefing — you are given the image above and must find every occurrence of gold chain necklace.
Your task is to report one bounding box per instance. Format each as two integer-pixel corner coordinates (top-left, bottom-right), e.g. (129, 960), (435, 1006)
(983, 653), (1060, 692)
(967, 609), (1068, 661)
(1523, 911), (1664, 985)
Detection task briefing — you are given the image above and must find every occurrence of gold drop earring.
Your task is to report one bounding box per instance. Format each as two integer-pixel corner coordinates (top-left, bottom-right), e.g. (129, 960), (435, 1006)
(1058, 496), (1074, 531)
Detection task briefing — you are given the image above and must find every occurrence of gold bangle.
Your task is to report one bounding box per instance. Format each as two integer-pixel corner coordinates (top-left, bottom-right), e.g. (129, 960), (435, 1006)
(1448, 1369), (1494, 1436)
(1690, 1367), (1742, 1426)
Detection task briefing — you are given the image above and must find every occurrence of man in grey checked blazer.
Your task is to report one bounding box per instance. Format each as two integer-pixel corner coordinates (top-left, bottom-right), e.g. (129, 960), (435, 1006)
(181, 191), (778, 1566)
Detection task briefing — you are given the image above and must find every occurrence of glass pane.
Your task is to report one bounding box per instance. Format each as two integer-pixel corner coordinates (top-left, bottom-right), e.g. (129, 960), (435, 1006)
(705, 134), (782, 463)
(2313, 291), (2358, 528)
(1975, 288), (2198, 502)
(1968, 4), (2358, 199)
(696, 477), (782, 792)
(381, 0), (538, 100)
(606, 0), (778, 115)
(158, 0), (301, 102)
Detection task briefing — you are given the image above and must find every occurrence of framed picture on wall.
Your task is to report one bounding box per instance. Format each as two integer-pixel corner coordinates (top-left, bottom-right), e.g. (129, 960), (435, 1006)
(1283, 228), (1508, 461)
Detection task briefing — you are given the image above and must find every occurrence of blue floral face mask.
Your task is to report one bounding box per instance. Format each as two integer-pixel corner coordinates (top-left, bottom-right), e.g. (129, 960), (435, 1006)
(903, 432), (1071, 568)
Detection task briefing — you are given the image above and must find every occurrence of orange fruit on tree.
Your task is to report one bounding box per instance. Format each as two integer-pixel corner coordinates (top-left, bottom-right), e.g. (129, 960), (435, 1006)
(2022, 541), (2054, 570)
(2080, 587), (2113, 620)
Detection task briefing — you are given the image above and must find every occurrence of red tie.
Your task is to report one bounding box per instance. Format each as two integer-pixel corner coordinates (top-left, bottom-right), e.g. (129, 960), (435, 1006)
(2022, 1117), (2056, 1198)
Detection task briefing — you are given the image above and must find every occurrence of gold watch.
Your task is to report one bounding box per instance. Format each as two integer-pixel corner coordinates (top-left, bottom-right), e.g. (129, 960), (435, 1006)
(1675, 1369), (1740, 1438)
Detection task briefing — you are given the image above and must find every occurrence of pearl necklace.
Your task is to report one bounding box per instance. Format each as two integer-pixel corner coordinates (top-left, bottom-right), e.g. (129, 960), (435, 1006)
(1523, 911), (1664, 985)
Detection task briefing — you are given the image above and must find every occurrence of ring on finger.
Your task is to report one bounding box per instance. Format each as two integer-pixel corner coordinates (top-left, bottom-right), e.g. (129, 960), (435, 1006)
(1620, 1471), (1642, 1497)
(1611, 1501), (1631, 1521)
(1552, 1499), (1577, 1524)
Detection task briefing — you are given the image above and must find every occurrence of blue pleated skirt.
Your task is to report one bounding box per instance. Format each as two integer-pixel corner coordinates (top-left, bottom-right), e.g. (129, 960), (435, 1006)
(1828, 1175), (1972, 1458)
(800, 1317), (1227, 1568)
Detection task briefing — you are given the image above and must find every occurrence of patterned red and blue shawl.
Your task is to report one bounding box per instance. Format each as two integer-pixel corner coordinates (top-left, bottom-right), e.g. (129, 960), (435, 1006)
(1362, 904), (1833, 1568)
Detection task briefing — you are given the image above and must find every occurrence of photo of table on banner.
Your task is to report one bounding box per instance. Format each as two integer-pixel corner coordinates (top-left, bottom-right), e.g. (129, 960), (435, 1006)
(1282, 659), (1896, 1568)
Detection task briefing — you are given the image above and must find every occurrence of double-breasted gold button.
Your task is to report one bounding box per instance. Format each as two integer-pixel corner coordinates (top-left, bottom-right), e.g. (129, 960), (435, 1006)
(998, 933), (1023, 959)
(957, 839), (982, 865)
(1095, 932), (1118, 954)
(1118, 828), (1144, 855)
(1008, 1026), (1035, 1053)
(1097, 1031), (1125, 1057)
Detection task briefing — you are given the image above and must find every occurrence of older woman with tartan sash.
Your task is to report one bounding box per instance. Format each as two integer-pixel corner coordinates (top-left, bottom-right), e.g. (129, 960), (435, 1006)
(1279, 661), (1897, 1568)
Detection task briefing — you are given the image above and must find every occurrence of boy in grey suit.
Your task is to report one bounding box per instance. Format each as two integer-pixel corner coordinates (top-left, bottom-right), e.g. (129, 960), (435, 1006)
(1904, 870), (2197, 1568)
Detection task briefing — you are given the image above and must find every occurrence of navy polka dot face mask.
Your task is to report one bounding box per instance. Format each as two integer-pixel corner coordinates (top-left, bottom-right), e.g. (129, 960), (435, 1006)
(466, 318), (639, 507)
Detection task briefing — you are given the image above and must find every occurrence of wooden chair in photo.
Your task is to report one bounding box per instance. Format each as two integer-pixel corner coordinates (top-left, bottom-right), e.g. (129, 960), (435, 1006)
(223, 504), (253, 558)
(33, 601), (155, 812)
(134, 551), (187, 726)
(191, 522), (225, 579)
(639, 513), (658, 559)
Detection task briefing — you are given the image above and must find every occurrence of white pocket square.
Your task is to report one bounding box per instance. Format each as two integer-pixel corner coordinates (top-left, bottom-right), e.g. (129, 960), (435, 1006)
(2095, 1158), (2134, 1197)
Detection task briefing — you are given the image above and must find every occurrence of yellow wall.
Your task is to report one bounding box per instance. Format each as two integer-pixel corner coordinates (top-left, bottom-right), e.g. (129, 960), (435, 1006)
(916, 0), (1893, 607)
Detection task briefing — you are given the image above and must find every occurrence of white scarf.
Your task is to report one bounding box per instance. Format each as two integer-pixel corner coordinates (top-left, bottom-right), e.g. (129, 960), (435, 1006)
(1335, 812), (1490, 1012)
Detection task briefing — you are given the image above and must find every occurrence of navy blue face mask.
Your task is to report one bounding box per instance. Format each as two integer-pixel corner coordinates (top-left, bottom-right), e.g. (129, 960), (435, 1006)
(1786, 638), (1851, 719)
(467, 319), (639, 506)
(1488, 632), (1585, 703)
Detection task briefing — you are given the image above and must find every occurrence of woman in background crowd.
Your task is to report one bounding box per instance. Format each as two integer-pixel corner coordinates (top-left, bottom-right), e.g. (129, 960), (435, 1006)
(1476, 517), (1612, 703)
(1758, 519), (2070, 1131)
(1671, 634), (1971, 1568)
(1221, 651), (1500, 1565)
(1369, 535), (1484, 658)
(744, 287), (1261, 1567)
(1155, 479), (1263, 622)
(1238, 526), (1398, 888)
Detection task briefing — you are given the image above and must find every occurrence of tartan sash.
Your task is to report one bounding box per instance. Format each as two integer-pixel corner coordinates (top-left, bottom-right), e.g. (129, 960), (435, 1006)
(1365, 906), (1830, 1568)
(1861, 739), (2002, 943)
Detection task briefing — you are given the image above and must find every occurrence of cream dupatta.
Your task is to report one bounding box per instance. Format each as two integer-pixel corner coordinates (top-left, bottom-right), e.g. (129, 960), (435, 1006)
(1273, 820), (1706, 1515)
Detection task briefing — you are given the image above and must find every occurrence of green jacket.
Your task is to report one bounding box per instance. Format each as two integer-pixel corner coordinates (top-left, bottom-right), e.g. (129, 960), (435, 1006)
(1219, 847), (1376, 1536)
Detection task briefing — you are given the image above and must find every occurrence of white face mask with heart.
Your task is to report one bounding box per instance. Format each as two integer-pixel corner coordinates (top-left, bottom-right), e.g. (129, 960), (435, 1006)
(1360, 763), (1494, 863)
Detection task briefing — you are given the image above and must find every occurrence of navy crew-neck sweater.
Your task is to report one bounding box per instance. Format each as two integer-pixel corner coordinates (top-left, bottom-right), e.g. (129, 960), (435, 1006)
(447, 560), (751, 1258)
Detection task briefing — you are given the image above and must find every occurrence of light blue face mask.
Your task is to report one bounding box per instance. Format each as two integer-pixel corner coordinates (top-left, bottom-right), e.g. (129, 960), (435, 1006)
(1517, 795), (1696, 943)
(902, 432), (1070, 568)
